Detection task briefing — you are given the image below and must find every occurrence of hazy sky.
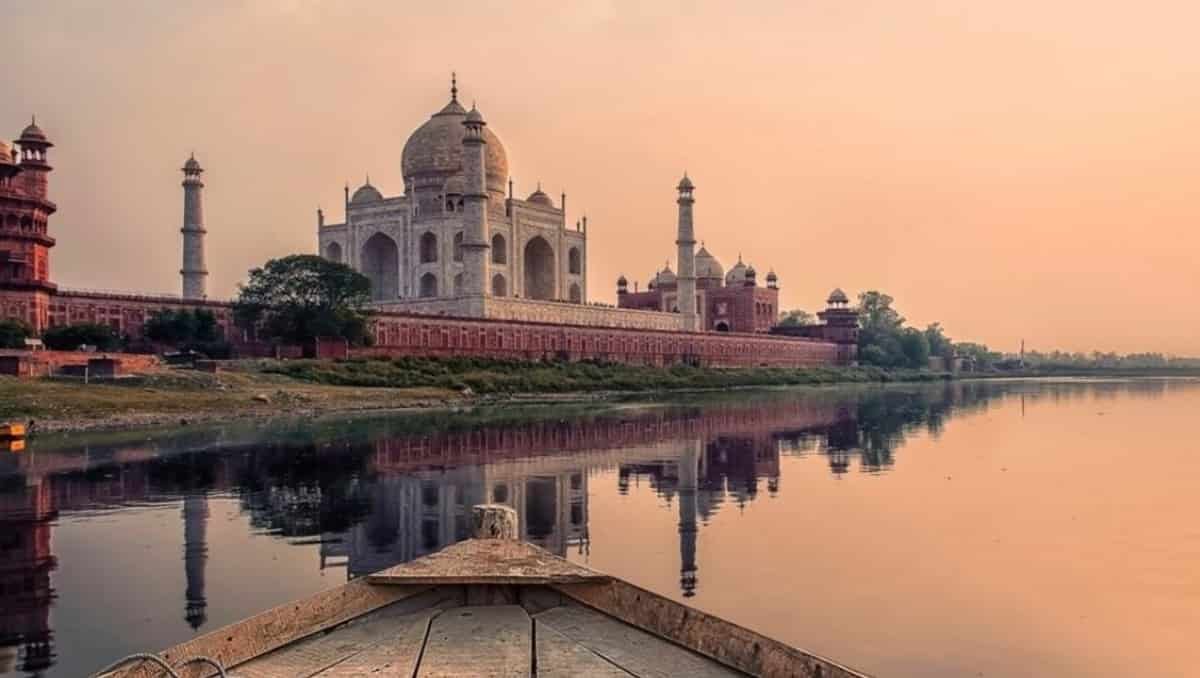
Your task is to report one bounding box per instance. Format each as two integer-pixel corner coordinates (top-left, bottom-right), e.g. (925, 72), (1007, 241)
(4, 1), (1198, 354)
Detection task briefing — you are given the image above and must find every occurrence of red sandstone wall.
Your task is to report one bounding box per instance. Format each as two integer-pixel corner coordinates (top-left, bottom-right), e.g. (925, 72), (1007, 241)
(366, 313), (842, 368)
(0, 349), (161, 375)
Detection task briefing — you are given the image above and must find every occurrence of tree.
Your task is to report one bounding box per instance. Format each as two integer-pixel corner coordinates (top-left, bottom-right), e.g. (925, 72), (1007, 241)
(899, 327), (931, 368)
(0, 319), (31, 349)
(234, 255), (372, 345)
(42, 323), (121, 351)
(923, 322), (953, 359)
(144, 308), (219, 344)
(857, 291), (904, 333)
(777, 309), (815, 327)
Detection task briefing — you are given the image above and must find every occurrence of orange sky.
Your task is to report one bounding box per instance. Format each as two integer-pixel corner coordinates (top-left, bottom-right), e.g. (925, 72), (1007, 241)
(4, 1), (1198, 354)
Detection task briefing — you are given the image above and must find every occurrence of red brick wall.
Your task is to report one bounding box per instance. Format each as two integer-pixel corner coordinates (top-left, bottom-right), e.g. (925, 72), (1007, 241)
(367, 312), (841, 367)
(0, 349), (160, 376)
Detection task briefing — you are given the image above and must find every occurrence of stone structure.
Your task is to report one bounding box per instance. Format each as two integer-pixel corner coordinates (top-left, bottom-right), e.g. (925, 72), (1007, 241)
(180, 154), (208, 300)
(617, 176), (782, 334)
(770, 288), (861, 364)
(0, 119), (57, 331)
(318, 76), (592, 319)
(0, 118), (236, 340)
(0, 104), (855, 368)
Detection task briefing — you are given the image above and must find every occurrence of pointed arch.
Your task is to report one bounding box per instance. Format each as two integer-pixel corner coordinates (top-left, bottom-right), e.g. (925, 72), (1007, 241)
(568, 283), (582, 303)
(491, 233), (507, 264)
(419, 273), (438, 298)
(568, 247), (581, 275)
(324, 241), (343, 263)
(523, 236), (555, 301)
(492, 273), (507, 297)
(361, 233), (399, 300)
(419, 232), (438, 263)
(453, 272), (464, 295)
(453, 231), (464, 262)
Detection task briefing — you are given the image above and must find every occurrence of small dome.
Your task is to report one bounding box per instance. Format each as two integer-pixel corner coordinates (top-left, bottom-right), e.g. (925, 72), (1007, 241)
(182, 154), (202, 172)
(527, 184), (553, 207)
(827, 288), (849, 304)
(655, 264), (677, 286)
(695, 246), (724, 281)
(724, 256), (748, 285)
(465, 105), (485, 124)
(745, 265), (757, 277)
(351, 182), (383, 204)
(19, 119), (49, 145)
(617, 274), (628, 286)
(677, 173), (694, 191)
(766, 269), (777, 281)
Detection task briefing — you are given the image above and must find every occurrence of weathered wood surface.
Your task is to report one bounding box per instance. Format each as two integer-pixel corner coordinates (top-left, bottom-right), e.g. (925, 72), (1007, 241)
(369, 539), (608, 585)
(535, 604), (744, 678)
(472, 503), (519, 540)
(100, 581), (432, 678)
(534, 621), (631, 677)
(417, 605), (532, 677)
(235, 588), (458, 677)
(555, 581), (868, 678)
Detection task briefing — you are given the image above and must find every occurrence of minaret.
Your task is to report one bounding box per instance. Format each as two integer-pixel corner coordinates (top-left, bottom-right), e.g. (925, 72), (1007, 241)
(180, 154), (208, 299)
(460, 103), (491, 308)
(182, 492), (209, 630)
(678, 439), (701, 597)
(675, 174), (698, 331)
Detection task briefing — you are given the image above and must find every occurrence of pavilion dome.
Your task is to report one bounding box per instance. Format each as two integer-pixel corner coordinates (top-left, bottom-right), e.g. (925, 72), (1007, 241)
(401, 86), (508, 195)
(724, 257), (748, 286)
(526, 184), (553, 207)
(19, 120), (49, 145)
(695, 246), (724, 281)
(827, 288), (849, 304)
(351, 182), (383, 204)
(655, 264), (677, 286)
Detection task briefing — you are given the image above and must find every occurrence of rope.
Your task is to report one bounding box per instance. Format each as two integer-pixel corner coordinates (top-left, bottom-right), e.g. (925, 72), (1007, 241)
(90, 651), (228, 678)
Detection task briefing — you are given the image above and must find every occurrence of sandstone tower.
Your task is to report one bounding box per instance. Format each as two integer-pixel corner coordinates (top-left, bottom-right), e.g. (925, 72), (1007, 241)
(675, 173), (698, 331)
(180, 154), (207, 299)
(461, 103), (491, 305)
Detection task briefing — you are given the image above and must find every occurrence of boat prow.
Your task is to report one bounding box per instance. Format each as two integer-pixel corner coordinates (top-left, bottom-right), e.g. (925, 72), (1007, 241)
(95, 507), (868, 678)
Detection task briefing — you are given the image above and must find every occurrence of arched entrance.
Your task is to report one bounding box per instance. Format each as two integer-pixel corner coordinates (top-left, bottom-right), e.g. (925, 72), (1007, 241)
(324, 241), (342, 263)
(523, 236), (555, 301)
(419, 273), (438, 298)
(714, 321), (730, 332)
(360, 233), (399, 300)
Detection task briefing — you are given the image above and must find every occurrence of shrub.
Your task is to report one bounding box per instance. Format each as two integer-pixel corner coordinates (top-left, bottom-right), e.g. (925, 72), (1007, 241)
(42, 323), (121, 351)
(0, 319), (32, 349)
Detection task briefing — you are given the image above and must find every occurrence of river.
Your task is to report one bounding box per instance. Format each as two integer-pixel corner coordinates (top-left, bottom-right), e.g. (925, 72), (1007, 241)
(1, 378), (1197, 677)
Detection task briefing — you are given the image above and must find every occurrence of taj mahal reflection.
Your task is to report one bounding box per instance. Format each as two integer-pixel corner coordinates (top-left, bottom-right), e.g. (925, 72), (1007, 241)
(0, 379), (1062, 676)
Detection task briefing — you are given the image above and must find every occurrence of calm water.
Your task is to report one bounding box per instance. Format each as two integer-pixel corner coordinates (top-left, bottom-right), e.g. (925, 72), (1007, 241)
(2, 379), (1198, 677)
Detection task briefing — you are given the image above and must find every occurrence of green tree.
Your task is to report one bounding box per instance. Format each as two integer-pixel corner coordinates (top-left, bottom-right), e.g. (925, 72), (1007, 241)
(144, 308), (219, 344)
(777, 309), (815, 327)
(899, 327), (931, 368)
(855, 291), (907, 367)
(0, 319), (31, 349)
(43, 323), (121, 351)
(923, 322), (953, 359)
(234, 254), (372, 345)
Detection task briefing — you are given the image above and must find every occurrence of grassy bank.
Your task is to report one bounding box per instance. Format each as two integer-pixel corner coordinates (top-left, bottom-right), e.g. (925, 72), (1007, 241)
(258, 356), (947, 394)
(0, 368), (457, 433)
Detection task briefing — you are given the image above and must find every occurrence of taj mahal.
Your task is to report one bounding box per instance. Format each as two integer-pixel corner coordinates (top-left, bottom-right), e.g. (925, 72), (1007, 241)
(2, 75), (857, 367)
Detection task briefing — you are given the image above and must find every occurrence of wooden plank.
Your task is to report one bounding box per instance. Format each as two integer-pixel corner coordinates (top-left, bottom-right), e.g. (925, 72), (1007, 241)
(101, 582), (434, 678)
(554, 581), (869, 678)
(534, 605), (743, 678)
(417, 605), (531, 678)
(518, 585), (565, 616)
(369, 539), (608, 586)
(534, 620), (631, 678)
(236, 587), (459, 677)
(312, 608), (437, 677)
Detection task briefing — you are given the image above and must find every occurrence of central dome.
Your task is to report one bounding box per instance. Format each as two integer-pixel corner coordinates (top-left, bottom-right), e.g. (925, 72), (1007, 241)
(401, 94), (508, 195)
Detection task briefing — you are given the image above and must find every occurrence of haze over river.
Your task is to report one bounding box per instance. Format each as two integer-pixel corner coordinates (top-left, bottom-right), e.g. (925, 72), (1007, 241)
(2, 379), (1197, 677)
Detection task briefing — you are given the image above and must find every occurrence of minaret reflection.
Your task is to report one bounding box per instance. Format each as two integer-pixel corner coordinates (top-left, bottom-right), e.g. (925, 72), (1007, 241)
(678, 439), (701, 597)
(182, 492), (209, 630)
(0, 474), (56, 675)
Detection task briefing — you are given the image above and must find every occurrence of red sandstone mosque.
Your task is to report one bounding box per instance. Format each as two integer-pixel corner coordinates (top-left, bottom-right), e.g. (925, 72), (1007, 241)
(0, 80), (859, 367)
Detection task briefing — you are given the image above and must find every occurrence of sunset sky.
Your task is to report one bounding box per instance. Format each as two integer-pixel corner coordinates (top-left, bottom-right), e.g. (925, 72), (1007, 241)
(4, 1), (1198, 355)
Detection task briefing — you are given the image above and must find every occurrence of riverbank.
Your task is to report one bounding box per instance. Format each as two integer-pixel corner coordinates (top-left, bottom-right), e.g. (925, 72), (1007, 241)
(5, 356), (1195, 435)
(2, 357), (945, 434)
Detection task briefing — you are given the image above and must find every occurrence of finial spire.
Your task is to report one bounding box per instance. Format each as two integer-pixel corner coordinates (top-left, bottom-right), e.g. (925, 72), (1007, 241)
(31, 114), (36, 125)
(365, 173), (370, 185)
(451, 72), (458, 102)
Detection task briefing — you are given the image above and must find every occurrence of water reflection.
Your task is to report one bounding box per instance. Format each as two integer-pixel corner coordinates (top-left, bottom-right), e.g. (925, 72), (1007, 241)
(0, 378), (1192, 676)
